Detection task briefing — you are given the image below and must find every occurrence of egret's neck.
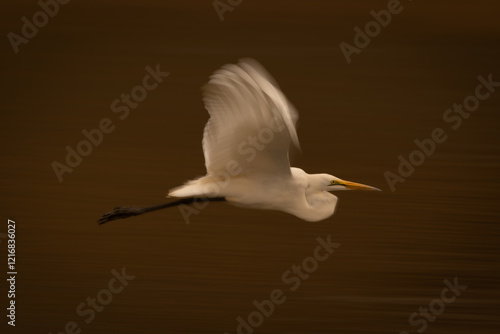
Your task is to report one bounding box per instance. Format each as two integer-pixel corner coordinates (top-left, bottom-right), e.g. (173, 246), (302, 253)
(300, 189), (337, 222)
(288, 169), (338, 222)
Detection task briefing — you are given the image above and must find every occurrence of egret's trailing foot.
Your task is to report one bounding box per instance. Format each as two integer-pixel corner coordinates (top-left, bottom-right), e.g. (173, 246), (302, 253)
(98, 207), (142, 225)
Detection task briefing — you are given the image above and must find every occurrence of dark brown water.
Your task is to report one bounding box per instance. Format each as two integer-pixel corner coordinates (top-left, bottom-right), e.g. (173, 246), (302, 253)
(2, 1), (500, 333)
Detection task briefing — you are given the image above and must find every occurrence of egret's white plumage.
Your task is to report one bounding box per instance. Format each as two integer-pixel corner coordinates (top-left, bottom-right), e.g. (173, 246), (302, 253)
(168, 58), (379, 222)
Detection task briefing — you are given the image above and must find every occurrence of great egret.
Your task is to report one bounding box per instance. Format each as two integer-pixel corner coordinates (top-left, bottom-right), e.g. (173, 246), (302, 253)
(98, 58), (380, 225)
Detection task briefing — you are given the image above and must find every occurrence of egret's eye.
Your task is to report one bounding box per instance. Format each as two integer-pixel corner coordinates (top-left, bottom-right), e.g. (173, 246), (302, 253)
(331, 180), (338, 185)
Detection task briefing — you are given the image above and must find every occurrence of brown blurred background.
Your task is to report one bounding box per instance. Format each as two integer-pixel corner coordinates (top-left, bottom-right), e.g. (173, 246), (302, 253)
(1, 1), (499, 333)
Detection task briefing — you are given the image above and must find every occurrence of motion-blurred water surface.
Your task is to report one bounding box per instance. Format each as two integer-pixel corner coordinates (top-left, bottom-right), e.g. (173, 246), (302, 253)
(1, 1), (499, 333)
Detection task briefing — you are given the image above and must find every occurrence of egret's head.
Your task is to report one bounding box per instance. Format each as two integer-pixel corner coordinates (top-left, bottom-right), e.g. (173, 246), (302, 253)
(317, 174), (381, 192)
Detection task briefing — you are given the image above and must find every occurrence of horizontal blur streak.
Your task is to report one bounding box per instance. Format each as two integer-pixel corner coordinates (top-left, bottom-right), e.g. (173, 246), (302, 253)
(1, 1), (499, 334)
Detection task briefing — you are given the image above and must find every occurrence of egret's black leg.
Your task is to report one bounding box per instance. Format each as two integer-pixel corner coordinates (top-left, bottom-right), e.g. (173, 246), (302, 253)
(97, 197), (226, 225)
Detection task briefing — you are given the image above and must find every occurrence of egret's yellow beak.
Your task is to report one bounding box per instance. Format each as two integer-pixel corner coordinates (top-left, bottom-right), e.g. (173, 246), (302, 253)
(340, 180), (381, 191)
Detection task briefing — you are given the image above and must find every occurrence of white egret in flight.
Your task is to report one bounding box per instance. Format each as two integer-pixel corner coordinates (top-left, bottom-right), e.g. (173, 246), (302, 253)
(98, 58), (380, 225)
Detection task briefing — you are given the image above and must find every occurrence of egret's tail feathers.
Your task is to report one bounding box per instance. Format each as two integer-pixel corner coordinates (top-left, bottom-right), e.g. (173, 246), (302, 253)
(168, 176), (221, 198)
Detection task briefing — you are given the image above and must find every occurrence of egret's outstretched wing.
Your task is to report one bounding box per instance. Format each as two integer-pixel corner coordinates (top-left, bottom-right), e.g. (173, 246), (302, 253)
(202, 58), (300, 178)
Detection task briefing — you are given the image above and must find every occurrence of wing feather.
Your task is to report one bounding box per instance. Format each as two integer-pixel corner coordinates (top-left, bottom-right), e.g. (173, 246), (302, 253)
(202, 58), (300, 178)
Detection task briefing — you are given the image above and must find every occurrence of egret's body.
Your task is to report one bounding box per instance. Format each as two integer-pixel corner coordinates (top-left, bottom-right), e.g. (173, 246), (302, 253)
(98, 58), (379, 225)
(170, 167), (338, 222)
